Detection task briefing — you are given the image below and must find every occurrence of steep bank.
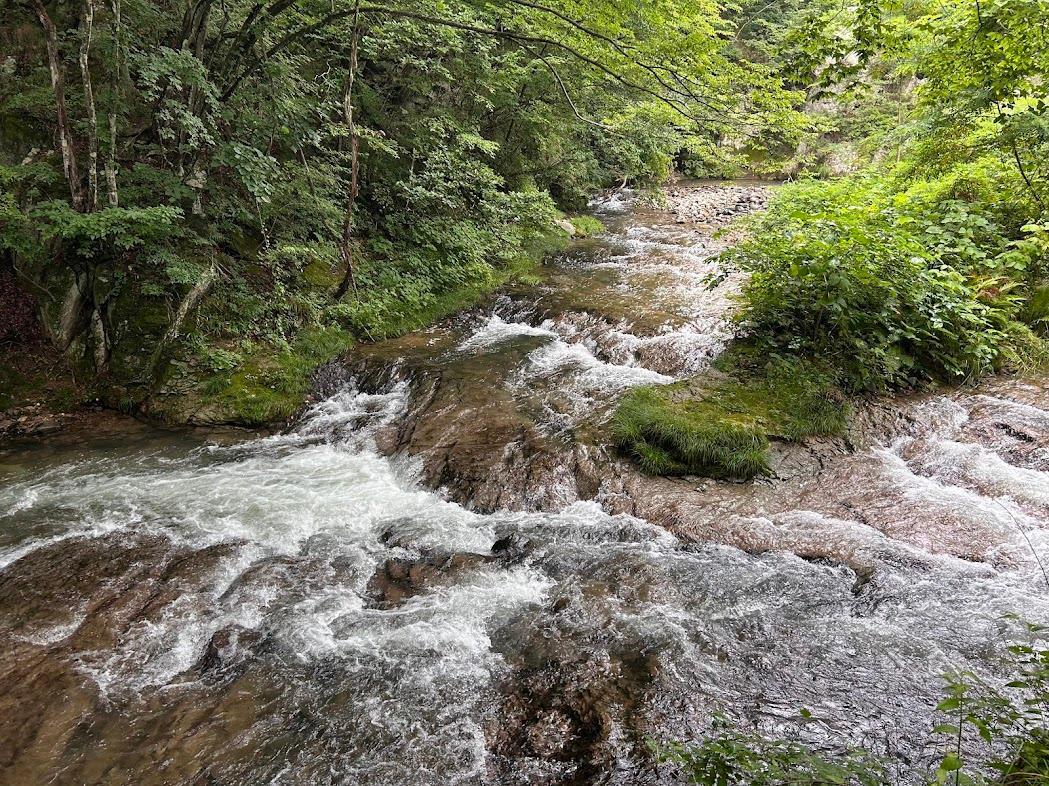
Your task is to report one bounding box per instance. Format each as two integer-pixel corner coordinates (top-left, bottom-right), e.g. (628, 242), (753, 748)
(0, 223), (574, 437)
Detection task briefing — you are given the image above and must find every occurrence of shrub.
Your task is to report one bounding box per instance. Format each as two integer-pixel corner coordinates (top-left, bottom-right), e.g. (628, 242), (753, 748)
(931, 619), (1049, 785)
(727, 172), (1027, 392)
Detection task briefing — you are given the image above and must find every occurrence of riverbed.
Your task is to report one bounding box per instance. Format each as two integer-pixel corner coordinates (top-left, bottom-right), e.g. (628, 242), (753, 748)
(1, 183), (1047, 785)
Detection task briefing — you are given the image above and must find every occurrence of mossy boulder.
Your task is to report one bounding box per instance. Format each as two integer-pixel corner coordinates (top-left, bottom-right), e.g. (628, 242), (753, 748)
(569, 216), (605, 238)
(611, 360), (848, 479)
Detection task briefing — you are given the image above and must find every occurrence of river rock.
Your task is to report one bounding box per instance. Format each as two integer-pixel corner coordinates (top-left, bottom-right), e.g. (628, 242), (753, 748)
(555, 218), (577, 236)
(366, 547), (515, 608)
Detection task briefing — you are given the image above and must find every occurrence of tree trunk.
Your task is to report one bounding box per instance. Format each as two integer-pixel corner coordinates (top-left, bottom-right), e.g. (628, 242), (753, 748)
(56, 273), (90, 351)
(80, 0), (100, 212)
(335, 1), (362, 301)
(147, 262), (218, 380)
(29, 0), (84, 212)
(105, 0), (121, 207)
(91, 306), (110, 372)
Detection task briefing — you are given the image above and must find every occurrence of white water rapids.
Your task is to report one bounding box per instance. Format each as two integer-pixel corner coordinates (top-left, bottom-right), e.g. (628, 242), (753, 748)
(0, 185), (1047, 785)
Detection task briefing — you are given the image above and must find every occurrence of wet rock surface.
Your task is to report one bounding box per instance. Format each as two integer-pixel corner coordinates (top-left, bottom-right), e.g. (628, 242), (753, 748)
(0, 532), (254, 784)
(487, 651), (660, 785)
(0, 403), (71, 440)
(366, 533), (531, 608)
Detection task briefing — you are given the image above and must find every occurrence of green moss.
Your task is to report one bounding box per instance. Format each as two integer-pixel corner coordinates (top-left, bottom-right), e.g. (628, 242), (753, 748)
(149, 225), (569, 426)
(303, 259), (341, 289)
(613, 385), (772, 478)
(339, 226), (567, 340)
(203, 326), (354, 425)
(569, 216), (605, 237)
(611, 359), (848, 479)
(106, 297), (172, 389)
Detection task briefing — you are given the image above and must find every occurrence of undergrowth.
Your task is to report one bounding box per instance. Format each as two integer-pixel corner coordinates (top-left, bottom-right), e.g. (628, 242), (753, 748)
(725, 156), (1049, 394)
(164, 226), (568, 424)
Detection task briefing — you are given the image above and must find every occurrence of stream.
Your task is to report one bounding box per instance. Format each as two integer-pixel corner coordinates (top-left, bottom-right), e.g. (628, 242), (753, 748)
(1, 183), (1047, 785)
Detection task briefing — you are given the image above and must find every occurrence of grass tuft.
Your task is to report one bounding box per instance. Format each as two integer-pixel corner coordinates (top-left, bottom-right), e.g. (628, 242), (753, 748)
(611, 358), (847, 479)
(569, 216), (605, 237)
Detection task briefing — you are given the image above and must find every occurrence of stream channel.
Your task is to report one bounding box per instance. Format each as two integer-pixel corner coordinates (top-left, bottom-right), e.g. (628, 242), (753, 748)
(1, 183), (1047, 785)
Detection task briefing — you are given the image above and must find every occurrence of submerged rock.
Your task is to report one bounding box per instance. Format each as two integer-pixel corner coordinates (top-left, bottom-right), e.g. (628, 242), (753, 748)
(487, 644), (664, 785)
(366, 536), (534, 608)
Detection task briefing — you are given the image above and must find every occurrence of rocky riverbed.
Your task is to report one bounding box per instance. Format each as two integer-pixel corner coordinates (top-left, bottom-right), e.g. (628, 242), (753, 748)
(664, 182), (770, 227)
(1, 182), (1047, 785)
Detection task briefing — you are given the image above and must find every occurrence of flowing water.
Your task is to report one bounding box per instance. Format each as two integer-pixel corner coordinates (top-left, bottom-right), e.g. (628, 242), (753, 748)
(1, 184), (1047, 785)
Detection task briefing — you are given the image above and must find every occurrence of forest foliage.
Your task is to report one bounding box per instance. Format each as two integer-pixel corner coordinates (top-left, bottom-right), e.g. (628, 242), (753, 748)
(729, 0), (1049, 392)
(0, 0), (802, 420)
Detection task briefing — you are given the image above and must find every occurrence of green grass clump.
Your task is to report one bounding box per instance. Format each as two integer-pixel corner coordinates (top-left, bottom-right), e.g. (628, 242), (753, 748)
(569, 216), (605, 237)
(611, 359), (847, 479)
(613, 386), (771, 478)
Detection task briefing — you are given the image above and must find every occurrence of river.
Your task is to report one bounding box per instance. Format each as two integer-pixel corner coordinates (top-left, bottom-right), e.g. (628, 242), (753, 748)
(1, 183), (1047, 785)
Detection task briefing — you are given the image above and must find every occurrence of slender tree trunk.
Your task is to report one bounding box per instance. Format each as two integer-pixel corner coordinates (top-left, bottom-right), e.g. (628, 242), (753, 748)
(29, 0), (84, 211)
(105, 0), (121, 207)
(185, 0), (212, 117)
(56, 273), (90, 351)
(91, 306), (110, 372)
(148, 262), (217, 380)
(80, 0), (100, 212)
(335, 1), (362, 300)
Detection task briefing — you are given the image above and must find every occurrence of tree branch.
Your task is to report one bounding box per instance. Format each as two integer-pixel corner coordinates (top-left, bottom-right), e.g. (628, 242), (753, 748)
(524, 45), (613, 130)
(224, 3), (726, 128)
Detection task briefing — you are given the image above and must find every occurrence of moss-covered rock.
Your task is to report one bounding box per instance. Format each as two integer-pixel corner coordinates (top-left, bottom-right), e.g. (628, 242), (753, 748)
(147, 326), (355, 426)
(611, 360), (848, 479)
(569, 216), (605, 238)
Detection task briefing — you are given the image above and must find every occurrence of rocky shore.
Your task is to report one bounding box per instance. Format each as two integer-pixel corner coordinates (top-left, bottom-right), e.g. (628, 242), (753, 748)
(664, 182), (770, 227)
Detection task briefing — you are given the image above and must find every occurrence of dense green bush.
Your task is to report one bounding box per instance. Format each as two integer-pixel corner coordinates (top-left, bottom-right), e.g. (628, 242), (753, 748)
(727, 160), (1044, 392)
